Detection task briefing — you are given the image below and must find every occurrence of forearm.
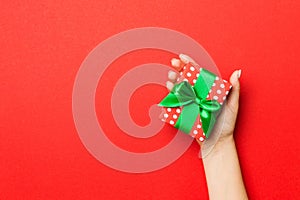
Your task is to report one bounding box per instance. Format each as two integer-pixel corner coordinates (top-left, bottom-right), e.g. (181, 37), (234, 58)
(203, 136), (248, 200)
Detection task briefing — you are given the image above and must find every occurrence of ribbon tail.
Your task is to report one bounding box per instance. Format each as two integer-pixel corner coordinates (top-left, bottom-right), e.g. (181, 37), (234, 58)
(200, 109), (217, 138)
(175, 103), (199, 134)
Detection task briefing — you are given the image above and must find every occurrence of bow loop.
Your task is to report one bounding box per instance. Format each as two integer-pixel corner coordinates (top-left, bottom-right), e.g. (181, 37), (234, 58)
(159, 81), (196, 107)
(199, 99), (221, 112)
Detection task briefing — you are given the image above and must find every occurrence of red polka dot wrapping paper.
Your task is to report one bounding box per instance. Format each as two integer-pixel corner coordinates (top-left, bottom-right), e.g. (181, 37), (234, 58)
(160, 63), (232, 141)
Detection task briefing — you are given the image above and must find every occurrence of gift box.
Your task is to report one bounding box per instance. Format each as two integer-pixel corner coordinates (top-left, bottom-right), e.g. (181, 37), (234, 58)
(159, 62), (232, 142)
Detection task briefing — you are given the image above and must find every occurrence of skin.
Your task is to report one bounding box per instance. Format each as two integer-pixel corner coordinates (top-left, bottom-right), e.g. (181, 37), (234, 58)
(167, 54), (248, 200)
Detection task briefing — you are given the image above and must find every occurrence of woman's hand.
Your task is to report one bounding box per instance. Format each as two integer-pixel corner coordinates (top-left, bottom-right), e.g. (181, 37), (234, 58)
(167, 54), (247, 200)
(166, 54), (241, 148)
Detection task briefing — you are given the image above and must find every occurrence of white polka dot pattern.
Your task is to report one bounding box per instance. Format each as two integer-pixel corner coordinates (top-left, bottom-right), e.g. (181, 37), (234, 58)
(160, 62), (232, 142)
(188, 116), (205, 140)
(207, 75), (232, 105)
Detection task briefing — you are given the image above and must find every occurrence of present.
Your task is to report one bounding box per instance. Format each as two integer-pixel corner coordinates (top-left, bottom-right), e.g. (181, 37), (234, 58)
(159, 62), (232, 142)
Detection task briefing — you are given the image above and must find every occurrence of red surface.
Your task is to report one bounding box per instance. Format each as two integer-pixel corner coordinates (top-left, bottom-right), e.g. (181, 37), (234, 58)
(1, 0), (300, 199)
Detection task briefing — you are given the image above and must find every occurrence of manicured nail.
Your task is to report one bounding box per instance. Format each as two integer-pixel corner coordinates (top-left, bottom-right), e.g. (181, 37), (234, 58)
(171, 58), (180, 68)
(238, 69), (242, 78)
(179, 54), (199, 67)
(168, 70), (177, 80)
(179, 54), (189, 63)
(166, 81), (173, 90)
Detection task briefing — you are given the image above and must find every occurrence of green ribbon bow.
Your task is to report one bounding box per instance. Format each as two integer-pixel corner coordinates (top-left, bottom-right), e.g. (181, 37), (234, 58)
(159, 69), (221, 138)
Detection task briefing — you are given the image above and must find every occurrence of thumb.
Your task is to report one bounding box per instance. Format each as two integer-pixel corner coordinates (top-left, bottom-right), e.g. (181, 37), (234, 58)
(226, 70), (241, 110)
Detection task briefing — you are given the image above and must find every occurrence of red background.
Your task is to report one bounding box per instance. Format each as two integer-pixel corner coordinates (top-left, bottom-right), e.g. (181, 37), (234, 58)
(1, 0), (300, 199)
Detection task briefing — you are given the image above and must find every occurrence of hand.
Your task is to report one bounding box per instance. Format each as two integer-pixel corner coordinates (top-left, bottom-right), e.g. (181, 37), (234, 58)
(168, 54), (247, 200)
(167, 54), (241, 150)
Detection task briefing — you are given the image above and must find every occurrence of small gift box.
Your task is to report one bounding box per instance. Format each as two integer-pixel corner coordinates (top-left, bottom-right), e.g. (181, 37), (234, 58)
(159, 62), (232, 142)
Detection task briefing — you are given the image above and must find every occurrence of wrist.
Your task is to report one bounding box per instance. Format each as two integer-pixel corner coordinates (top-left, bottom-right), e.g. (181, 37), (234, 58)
(202, 134), (248, 200)
(203, 134), (235, 161)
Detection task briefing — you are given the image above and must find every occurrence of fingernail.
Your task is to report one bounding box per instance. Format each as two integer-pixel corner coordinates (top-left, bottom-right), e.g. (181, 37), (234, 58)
(168, 70), (176, 80)
(171, 58), (180, 67)
(166, 81), (173, 90)
(238, 69), (242, 78)
(179, 54), (189, 63)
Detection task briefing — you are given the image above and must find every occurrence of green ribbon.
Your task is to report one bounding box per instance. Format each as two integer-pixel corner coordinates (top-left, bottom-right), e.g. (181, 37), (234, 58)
(159, 69), (221, 138)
